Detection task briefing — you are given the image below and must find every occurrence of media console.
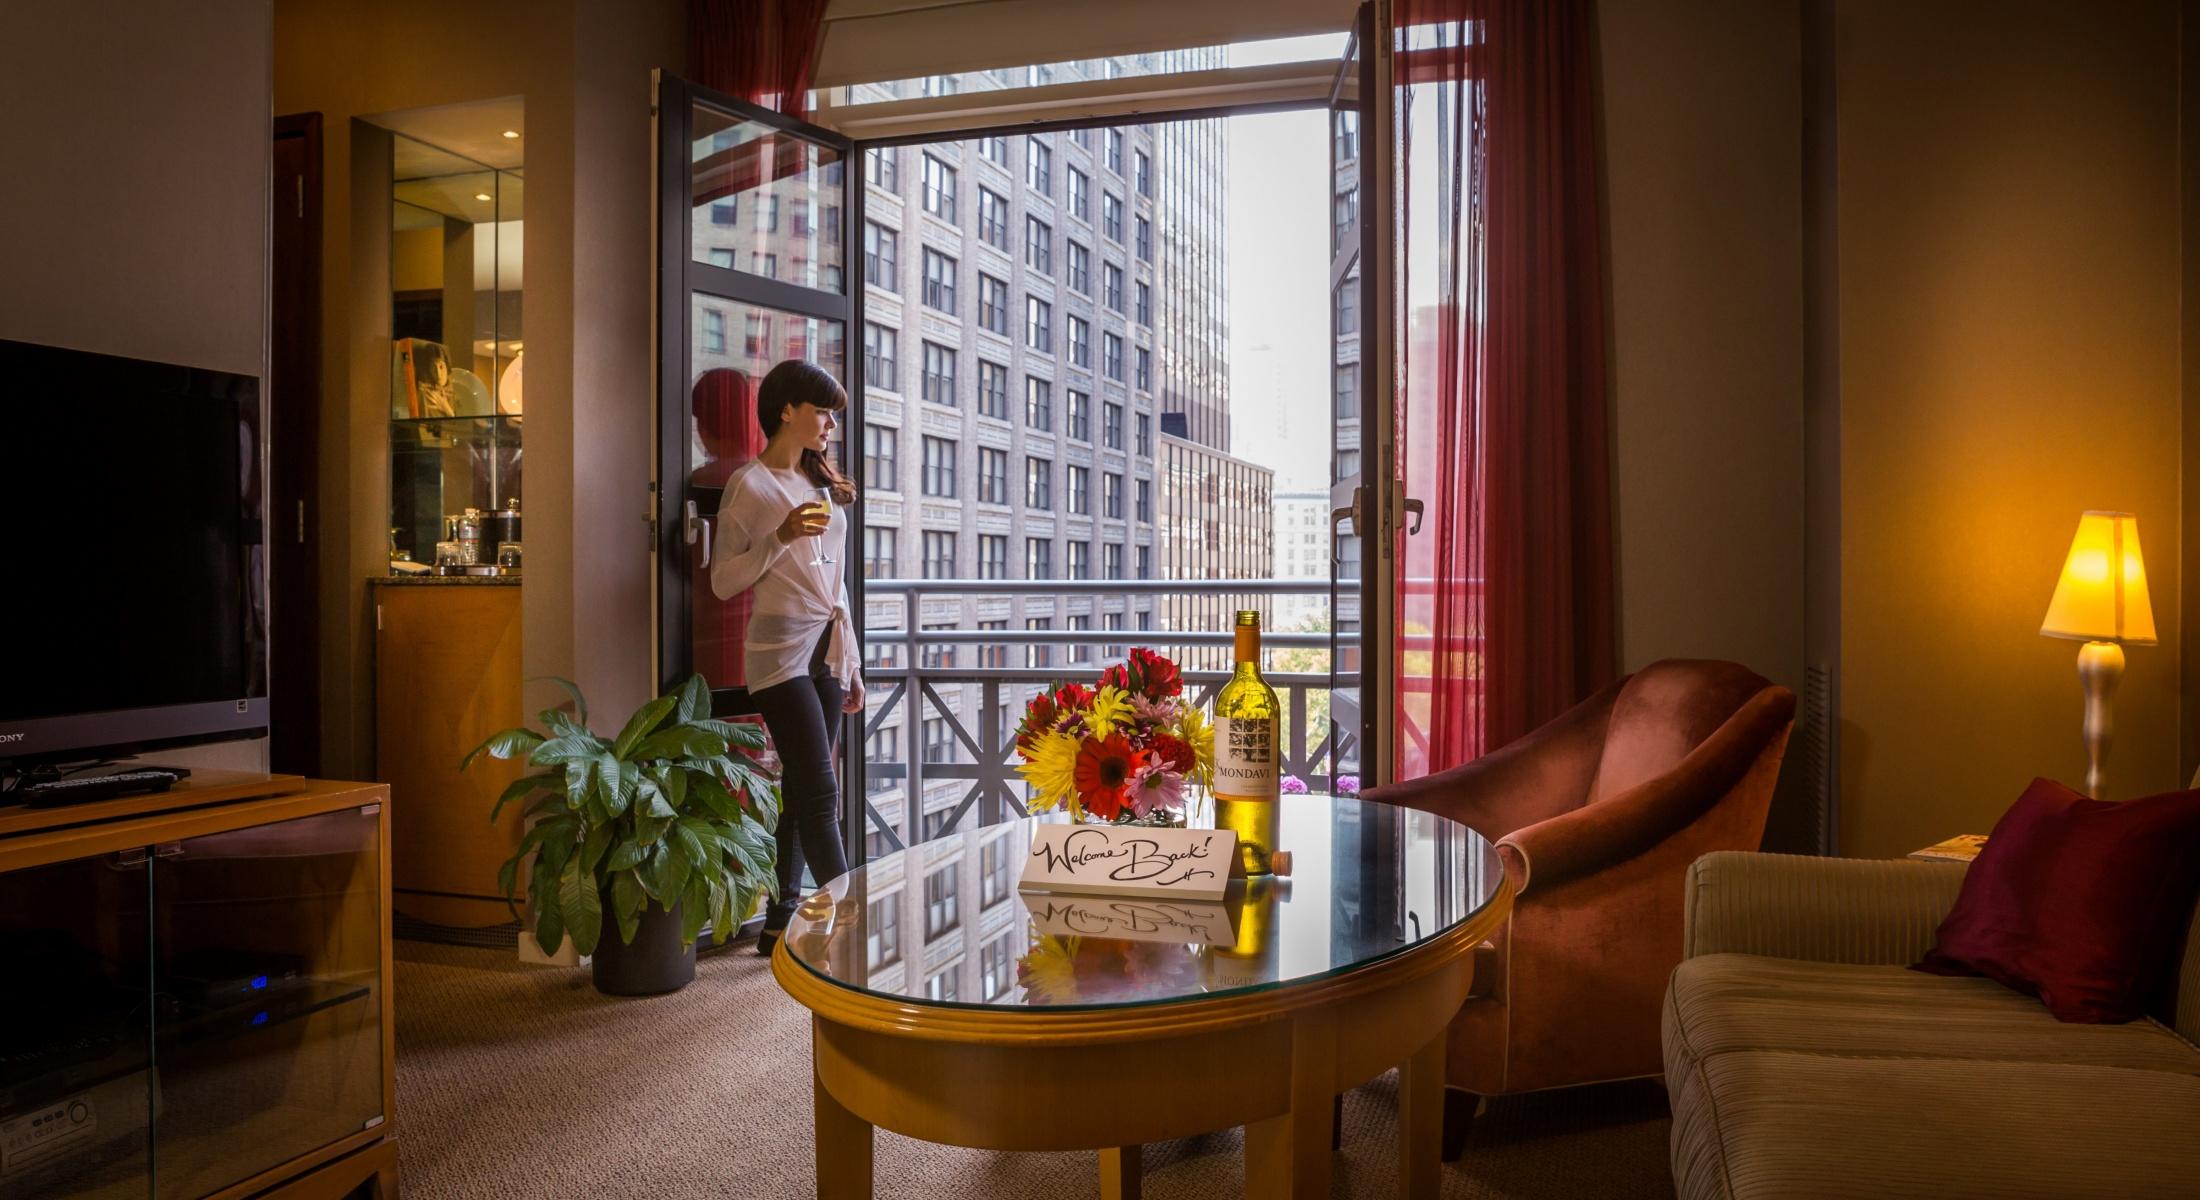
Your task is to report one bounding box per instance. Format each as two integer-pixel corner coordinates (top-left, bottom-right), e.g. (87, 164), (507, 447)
(0, 774), (396, 1199)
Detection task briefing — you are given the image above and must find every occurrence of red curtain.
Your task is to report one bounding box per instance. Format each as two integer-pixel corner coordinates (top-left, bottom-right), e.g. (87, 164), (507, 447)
(691, 0), (832, 120)
(1396, 0), (1614, 776)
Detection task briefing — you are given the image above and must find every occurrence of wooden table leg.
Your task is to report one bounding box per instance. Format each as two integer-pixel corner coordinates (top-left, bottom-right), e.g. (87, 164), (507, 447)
(1397, 1031), (1446, 1199)
(814, 1050), (873, 1200)
(1244, 1017), (1335, 1199)
(1100, 1145), (1143, 1200)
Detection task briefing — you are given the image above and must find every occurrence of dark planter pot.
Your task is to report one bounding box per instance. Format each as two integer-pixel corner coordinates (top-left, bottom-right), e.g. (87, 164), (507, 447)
(591, 900), (695, 996)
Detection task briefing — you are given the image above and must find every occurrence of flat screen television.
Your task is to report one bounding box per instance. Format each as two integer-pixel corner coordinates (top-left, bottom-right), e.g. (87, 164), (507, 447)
(0, 338), (268, 769)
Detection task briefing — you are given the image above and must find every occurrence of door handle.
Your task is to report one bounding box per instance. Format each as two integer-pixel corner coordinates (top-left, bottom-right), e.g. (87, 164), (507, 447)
(1402, 497), (1425, 536)
(1331, 484), (1365, 564)
(684, 500), (713, 568)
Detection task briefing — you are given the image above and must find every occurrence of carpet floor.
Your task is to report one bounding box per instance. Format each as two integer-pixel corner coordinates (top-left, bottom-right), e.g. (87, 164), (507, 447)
(392, 940), (1676, 1199)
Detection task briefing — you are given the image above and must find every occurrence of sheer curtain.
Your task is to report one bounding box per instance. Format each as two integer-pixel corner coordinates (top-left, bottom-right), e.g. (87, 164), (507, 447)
(691, 0), (832, 119)
(1395, 0), (1613, 779)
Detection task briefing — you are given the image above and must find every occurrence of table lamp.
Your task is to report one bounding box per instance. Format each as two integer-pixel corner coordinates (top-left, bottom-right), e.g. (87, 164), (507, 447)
(2040, 511), (2156, 798)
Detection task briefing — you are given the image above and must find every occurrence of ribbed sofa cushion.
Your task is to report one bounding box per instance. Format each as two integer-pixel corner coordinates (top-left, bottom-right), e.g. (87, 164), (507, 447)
(1665, 955), (2200, 1200)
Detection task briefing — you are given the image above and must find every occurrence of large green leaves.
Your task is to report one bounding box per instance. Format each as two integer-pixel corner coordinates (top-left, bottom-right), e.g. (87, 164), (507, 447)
(627, 724), (728, 764)
(561, 858), (604, 955)
(461, 727), (544, 772)
(613, 695), (678, 759)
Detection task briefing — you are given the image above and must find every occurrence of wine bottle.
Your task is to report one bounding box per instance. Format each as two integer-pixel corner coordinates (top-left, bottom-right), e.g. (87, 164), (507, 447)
(1214, 609), (1282, 875)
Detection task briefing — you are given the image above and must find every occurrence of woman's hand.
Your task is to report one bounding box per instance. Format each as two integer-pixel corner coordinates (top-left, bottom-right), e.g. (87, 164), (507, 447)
(843, 674), (864, 713)
(774, 502), (829, 545)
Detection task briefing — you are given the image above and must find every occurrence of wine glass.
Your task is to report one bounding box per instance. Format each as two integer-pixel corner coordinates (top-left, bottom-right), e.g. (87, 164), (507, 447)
(808, 487), (836, 567)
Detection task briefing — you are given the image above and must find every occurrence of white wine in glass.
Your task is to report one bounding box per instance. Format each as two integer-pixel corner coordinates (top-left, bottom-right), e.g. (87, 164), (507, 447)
(807, 488), (836, 566)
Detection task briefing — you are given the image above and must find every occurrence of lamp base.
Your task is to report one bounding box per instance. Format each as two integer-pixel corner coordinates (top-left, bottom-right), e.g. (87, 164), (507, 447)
(2075, 639), (2124, 800)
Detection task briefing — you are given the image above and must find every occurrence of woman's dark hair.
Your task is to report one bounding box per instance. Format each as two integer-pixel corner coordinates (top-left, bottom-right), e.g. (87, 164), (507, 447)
(757, 359), (856, 504)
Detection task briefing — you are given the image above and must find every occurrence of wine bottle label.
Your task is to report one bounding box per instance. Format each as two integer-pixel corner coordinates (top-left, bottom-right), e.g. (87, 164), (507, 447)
(1215, 716), (1279, 799)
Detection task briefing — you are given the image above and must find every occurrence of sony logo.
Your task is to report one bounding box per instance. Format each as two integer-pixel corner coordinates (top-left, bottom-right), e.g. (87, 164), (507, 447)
(0, 732), (24, 744)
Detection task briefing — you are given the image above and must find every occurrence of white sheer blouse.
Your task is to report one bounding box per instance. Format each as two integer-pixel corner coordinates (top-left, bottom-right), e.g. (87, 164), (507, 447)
(708, 461), (859, 694)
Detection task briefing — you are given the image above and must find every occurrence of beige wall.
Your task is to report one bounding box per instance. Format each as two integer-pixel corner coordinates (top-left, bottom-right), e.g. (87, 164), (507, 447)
(1598, 0), (1808, 694)
(276, 0), (679, 778)
(1831, 0), (2184, 856)
(0, 1), (274, 773)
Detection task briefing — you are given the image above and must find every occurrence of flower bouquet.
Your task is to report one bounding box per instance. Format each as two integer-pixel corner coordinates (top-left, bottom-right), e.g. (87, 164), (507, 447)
(1015, 934), (1204, 1005)
(1012, 647), (1214, 825)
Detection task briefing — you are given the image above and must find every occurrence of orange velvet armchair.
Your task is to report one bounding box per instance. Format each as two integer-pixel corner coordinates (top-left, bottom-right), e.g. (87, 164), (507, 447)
(1365, 658), (1794, 1156)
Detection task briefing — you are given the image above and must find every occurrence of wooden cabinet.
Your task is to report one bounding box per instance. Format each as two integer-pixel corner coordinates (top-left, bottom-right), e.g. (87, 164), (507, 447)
(373, 580), (525, 927)
(0, 777), (397, 1200)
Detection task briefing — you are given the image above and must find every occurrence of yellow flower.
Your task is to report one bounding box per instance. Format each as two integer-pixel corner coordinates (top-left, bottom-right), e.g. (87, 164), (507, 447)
(1176, 704), (1215, 788)
(1017, 729), (1081, 813)
(1017, 934), (1080, 1003)
(1088, 685), (1136, 740)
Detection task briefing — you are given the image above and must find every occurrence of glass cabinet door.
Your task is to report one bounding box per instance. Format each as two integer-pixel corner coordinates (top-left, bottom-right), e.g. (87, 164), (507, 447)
(0, 851), (153, 1200)
(149, 807), (383, 1200)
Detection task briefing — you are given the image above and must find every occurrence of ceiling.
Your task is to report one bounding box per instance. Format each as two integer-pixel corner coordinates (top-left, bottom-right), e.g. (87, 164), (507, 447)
(373, 96), (526, 171)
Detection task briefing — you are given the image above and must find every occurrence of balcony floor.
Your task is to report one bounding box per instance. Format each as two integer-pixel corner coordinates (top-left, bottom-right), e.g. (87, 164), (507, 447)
(391, 939), (1674, 1198)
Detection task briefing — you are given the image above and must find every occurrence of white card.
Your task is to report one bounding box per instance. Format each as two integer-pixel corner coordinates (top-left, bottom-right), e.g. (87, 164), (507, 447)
(1017, 824), (1237, 902)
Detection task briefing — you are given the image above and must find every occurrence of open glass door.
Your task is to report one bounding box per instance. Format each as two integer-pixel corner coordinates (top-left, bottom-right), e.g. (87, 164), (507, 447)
(1328, 18), (1369, 794)
(654, 74), (854, 716)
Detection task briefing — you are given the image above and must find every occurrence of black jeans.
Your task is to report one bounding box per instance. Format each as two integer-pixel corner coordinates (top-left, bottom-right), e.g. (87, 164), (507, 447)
(750, 631), (848, 930)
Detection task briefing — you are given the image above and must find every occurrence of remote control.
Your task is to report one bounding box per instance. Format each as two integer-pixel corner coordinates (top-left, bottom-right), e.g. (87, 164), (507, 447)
(21, 768), (190, 808)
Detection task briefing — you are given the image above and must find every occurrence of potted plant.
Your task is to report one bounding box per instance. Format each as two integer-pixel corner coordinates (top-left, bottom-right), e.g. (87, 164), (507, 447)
(462, 674), (780, 995)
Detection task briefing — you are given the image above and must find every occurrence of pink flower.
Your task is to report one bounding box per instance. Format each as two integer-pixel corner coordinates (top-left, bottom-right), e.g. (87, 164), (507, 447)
(1281, 774), (1309, 795)
(1335, 774), (1360, 796)
(1130, 693), (1181, 728)
(1126, 763), (1186, 817)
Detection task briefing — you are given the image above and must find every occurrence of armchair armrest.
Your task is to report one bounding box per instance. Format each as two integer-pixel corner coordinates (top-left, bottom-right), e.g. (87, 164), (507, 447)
(1683, 850), (1968, 965)
(1364, 677), (1620, 839)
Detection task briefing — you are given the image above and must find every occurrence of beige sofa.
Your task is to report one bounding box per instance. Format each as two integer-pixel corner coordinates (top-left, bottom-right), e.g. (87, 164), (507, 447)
(1663, 851), (2200, 1199)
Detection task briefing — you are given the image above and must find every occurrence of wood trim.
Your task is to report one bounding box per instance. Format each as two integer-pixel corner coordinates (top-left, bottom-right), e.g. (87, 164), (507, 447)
(0, 778), (362, 871)
(0, 771), (306, 840)
(203, 1128), (386, 1200)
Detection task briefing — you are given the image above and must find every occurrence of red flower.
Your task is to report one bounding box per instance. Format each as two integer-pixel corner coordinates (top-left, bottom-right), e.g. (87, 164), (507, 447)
(1055, 682), (1094, 711)
(1149, 732), (1196, 774)
(1073, 734), (1141, 820)
(1129, 647), (1183, 699)
(1099, 662), (1132, 692)
(1016, 691), (1059, 750)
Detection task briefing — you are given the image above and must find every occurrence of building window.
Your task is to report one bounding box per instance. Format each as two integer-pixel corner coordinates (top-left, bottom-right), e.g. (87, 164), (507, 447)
(977, 619), (1009, 668)
(923, 529), (957, 579)
(1026, 136), (1052, 194)
(1135, 281), (1151, 326)
(979, 135), (1008, 166)
(979, 534), (1008, 579)
(1066, 390), (1091, 441)
(1103, 263), (1123, 312)
(981, 838), (1011, 908)
(866, 149), (898, 194)
(1335, 274), (1359, 334)
(1335, 363), (1359, 419)
(1135, 216), (1151, 262)
(758, 194), (782, 232)
(751, 250), (779, 280)
(1026, 616), (1054, 667)
(925, 968), (959, 1002)
(1102, 333), (1124, 381)
(1026, 297), (1052, 353)
(1336, 448), (1361, 483)
(1135, 347), (1151, 391)
(923, 248), (957, 313)
(1136, 544), (1151, 579)
(864, 526), (897, 579)
(1025, 456), (1053, 509)
(1103, 401), (1124, 449)
(922, 153), (956, 220)
(1067, 241), (1090, 294)
(921, 73), (959, 98)
(1336, 111), (1360, 161)
(864, 425), (898, 490)
(1025, 376), (1052, 429)
(1105, 128), (1124, 175)
(920, 622), (957, 670)
(710, 199), (737, 226)
(980, 934), (1011, 1000)
(1067, 466), (1090, 515)
(1103, 471), (1123, 518)
(743, 313), (770, 357)
(924, 865), (960, 938)
(707, 248), (735, 268)
(978, 273), (1009, 335)
(922, 435), (957, 496)
(1025, 538), (1053, 580)
(1135, 413), (1151, 456)
(1135, 477), (1151, 521)
(978, 446), (1008, 504)
(1333, 187), (1359, 248)
(978, 359), (1009, 418)
(1135, 149), (1151, 197)
(921, 341), (957, 406)
(864, 323), (897, 390)
(1025, 217), (1052, 275)
(1102, 193), (1123, 243)
(978, 187), (1009, 249)
(1067, 167), (1090, 221)
(1067, 317), (1090, 369)
(865, 727), (899, 797)
(702, 309), (726, 354)
(864, 221), (897, 287)
(867, 895), (901, 968)
(1068, 612), (1092, 661)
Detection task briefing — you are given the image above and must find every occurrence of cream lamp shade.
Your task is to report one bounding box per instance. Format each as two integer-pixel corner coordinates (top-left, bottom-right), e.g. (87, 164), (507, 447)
(2040, 511), (2156, 645)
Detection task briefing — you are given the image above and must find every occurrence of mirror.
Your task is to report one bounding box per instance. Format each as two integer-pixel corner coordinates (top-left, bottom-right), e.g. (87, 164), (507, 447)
(387, 131), (524, 570)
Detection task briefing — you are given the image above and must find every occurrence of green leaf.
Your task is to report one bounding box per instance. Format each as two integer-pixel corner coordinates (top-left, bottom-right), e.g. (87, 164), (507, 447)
(637, 776), (677, 819)
(496, 855), (520, 900)
(604, 836), (647, 872)
(612, 870), (644, 945)
(534, 675), (590, 727)
(628, 725), (728, 764)
(672, 819), (711, 871)
(695, 718), (767, 751)
(725, 819), (774, 883)
(529, 735), (602, 768)
(611, 761), (640, 817)
(564, 756), (597, 819)
(490, 773), (555, 822)
(462, 727), (544, 772)
(562, 859), (603, 956)
(613, 695), (678, 759)
(679, 880), (711, 945)
(592, 751), (624, 819)
(675, 674), (712, 724)
(579, 826), (614, 875)
(533, 890), (566, 958)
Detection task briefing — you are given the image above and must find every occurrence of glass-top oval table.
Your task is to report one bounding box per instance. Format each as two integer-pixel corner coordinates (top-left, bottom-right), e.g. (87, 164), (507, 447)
(771, 795), (1512, 1199)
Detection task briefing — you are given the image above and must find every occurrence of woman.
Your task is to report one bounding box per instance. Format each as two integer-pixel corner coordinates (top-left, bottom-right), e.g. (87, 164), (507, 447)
(710, 360), (862, 956)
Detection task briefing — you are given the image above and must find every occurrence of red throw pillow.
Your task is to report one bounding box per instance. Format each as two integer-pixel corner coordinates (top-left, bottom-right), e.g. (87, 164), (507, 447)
(1914, 777), (2200, 1023)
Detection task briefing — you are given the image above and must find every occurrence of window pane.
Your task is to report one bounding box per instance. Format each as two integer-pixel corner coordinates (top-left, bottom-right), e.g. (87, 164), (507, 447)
(690, 106), (844, 291)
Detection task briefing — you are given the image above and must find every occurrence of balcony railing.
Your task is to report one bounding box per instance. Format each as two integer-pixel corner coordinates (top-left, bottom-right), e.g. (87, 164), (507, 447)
(852, 577), (1359, 862)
